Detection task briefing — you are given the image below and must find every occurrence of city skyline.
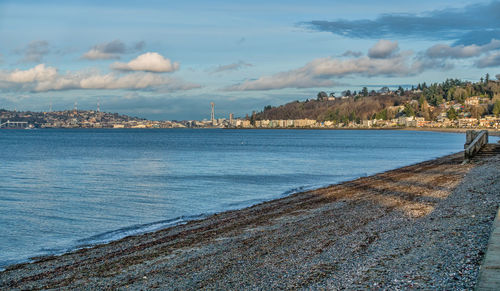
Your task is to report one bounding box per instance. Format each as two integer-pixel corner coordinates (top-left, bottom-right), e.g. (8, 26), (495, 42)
(1, 0), (499, 120)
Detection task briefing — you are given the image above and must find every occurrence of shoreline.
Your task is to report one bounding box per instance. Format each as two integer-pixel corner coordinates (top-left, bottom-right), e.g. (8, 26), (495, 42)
(0, 143), (467, 272)
(1, 148), (499, 289)
(396, 127), (500, 136)
(3, 127), (500, 136)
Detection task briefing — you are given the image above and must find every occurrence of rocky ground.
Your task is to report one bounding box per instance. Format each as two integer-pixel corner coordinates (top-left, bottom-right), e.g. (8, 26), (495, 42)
(400, 128), (500, 136)
(1, 145), (499, 290)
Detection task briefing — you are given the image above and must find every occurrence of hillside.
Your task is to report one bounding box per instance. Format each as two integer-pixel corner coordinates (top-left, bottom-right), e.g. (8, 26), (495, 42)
(255, 94), (410, 123)
(0, 109), (145, 128)
(253, 76), (500, 124)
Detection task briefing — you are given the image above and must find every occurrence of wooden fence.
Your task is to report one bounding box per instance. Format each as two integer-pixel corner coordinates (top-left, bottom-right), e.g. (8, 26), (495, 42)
(464, 130), (488, 160)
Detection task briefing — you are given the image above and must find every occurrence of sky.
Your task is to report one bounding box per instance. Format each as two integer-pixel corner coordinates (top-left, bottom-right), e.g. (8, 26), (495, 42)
(1, 0), (499, 120)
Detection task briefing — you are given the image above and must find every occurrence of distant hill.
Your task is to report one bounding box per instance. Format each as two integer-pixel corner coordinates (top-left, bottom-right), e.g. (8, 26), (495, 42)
(252, 76), (500, 123)
(0, 109), (145, 128)
(254, 94), (410, 123)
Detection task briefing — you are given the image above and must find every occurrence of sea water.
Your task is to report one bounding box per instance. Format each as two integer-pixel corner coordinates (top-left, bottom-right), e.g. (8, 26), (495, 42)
(0, 129), (478, 269)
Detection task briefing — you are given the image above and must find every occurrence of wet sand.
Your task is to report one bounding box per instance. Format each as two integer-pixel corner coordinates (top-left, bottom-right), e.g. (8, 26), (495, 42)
(1, 145), (499, 290)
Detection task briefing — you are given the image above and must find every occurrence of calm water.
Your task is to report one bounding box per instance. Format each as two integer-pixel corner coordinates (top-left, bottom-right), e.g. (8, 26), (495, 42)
(0, 129), (471, 269)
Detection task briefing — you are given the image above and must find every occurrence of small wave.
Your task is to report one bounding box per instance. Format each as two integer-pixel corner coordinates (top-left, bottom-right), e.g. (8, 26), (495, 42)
(281, 186), (308, 196)
(0, 213), (214, 272)
(74, 213), (210, 248)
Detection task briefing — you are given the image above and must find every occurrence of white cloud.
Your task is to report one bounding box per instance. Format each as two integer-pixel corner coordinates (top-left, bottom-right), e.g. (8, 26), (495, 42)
(306, 52), (416, 77)
(227, 38), (493, 91)
(82, 49), (119, 60)
(426, 44), (481, 58)
(225, 69), (336, 91)
(426, 39), (500, 59)
(5, 64), (58, 83)
(368, 40), (399, 59)
(476, 51), (500, 68)
(0, 64), (199, 92)
(111, 52), (179, 73)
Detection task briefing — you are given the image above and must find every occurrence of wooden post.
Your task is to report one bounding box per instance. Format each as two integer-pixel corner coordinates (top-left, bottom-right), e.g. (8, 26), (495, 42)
(464, 130), (488, 161)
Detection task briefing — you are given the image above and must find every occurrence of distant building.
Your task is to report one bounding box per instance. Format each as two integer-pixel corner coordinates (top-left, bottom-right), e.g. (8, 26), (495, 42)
(465, 97), (480, 106)
(458, 118), (479, 128)
(362, 120), (373, 127)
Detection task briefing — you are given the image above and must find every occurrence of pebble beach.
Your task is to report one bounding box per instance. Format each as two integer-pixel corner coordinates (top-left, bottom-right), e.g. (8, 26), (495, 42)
(1, 146), (499, 290)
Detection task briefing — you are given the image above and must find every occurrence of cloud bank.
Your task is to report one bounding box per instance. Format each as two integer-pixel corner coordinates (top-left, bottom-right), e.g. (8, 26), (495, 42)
(477, 52), (500, 68)
(0, 64), (199, 93)
(111, 52), (179, 73)
(303, 1), (500, 46)
(425, 39), (500, 59)
(227, 35), (500, 92)
(226, 40), (428, 91)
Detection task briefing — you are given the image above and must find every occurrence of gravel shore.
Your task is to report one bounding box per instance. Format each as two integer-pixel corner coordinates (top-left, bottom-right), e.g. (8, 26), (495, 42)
(1, 146), (499, 290)
(398, 128), (500, 136)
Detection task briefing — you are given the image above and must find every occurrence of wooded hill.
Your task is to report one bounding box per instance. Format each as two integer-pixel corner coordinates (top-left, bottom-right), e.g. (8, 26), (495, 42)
(252, 75), (500, 123)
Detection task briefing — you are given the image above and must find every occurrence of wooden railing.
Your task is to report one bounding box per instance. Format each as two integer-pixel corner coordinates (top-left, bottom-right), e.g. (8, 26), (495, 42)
(464, 130), (488, 160)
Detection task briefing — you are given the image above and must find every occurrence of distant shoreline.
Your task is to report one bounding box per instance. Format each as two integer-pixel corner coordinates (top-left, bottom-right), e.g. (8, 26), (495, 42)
(3, 126), (499, 136)
(396, 127), (500, 135)
(227, 126), (500, 136)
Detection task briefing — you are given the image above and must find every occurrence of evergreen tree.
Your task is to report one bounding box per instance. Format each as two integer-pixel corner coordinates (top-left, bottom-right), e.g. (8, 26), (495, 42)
(404, 104), (415, 117)
(418, 95), (426, 106)
(398, 86), (405, 96)
(447, 107), (457, 120)
(375, 109), (387, 120)
(493, 100), (500, 117)
(362, 87), (368, 97)
(317, 91), (327, 101)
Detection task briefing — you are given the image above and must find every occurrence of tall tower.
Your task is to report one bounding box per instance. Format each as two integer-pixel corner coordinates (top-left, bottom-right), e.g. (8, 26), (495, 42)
(229, 113), (234, 125)
(97, 98), (100, 112)
(74, 101), (78, 113)
(210, 102), (215, 125)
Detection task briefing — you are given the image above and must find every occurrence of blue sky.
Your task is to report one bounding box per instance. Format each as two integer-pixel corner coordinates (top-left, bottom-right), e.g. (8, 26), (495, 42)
(0, 0), (499, 120)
